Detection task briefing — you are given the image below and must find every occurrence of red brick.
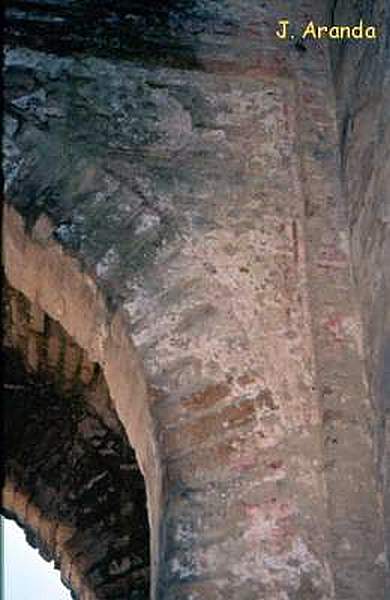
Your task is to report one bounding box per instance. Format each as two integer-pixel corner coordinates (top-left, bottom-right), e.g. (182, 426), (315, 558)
(163, 399), (256, 457)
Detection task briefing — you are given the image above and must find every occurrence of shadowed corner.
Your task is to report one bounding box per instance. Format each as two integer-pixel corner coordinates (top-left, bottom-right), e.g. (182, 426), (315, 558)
(4, 0), (202, 69)
(381, 334), (390, 587)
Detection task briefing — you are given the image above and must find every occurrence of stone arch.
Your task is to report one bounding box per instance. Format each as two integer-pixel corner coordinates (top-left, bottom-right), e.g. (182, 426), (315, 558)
(2, 482), (80, 596)
(2, 202), (163, 599)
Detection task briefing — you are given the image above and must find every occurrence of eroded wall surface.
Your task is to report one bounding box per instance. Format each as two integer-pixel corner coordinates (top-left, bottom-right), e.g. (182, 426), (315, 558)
(3, 1), (389, 598)
(328, 0), (390, 592)
(2, 283), (150, 599)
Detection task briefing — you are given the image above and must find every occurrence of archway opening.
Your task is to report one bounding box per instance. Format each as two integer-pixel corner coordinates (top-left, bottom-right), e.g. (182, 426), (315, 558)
(2, 516), (71, 599)
(2, 281), (150, 599)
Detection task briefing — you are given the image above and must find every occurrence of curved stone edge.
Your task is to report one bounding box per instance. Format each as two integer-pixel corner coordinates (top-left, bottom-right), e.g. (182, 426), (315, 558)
(3, 201), (164, 599)
(2, 477), (86, 597)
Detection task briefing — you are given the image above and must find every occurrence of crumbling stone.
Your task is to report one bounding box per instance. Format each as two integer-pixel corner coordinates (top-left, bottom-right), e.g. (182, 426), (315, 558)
(2, 1), (389, 599)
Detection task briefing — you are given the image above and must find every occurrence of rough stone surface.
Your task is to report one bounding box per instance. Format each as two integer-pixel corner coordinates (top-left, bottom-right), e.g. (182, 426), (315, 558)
(2, 284), (150, 599)
(2, 1), (389, 599)
(328, 0), (390, 594)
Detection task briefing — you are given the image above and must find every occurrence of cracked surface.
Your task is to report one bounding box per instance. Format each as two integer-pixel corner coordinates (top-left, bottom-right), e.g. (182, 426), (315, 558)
(2, 284), (150, 599)
(2, 1), (389, 598)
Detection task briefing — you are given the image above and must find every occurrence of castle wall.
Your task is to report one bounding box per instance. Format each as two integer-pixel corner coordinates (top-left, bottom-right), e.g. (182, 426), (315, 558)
(3, 1), (389, 597)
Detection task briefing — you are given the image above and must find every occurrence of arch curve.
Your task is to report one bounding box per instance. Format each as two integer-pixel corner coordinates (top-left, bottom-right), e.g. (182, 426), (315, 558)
(2, 202), (163, 599)
(3, 480), (79, 596)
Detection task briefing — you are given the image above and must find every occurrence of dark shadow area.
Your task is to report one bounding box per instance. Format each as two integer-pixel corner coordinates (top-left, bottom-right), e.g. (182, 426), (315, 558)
(2, 283), (150, 599)
(4, 0), (205, 68)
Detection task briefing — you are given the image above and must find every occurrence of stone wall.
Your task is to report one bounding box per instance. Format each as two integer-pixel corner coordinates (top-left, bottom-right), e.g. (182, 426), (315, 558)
(3, 282), (150, 599)
(328, 0), (390, 591)
(2, 1), (389, 598)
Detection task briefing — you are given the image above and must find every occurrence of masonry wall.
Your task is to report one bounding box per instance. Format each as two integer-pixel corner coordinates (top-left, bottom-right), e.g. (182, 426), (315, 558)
(2, 282), (150, 599)
(328, 0), (390, 590)
(3, 1), (389, 598)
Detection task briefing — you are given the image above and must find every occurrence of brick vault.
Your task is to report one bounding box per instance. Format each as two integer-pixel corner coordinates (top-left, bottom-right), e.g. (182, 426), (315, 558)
(2, 1), (389, 599)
